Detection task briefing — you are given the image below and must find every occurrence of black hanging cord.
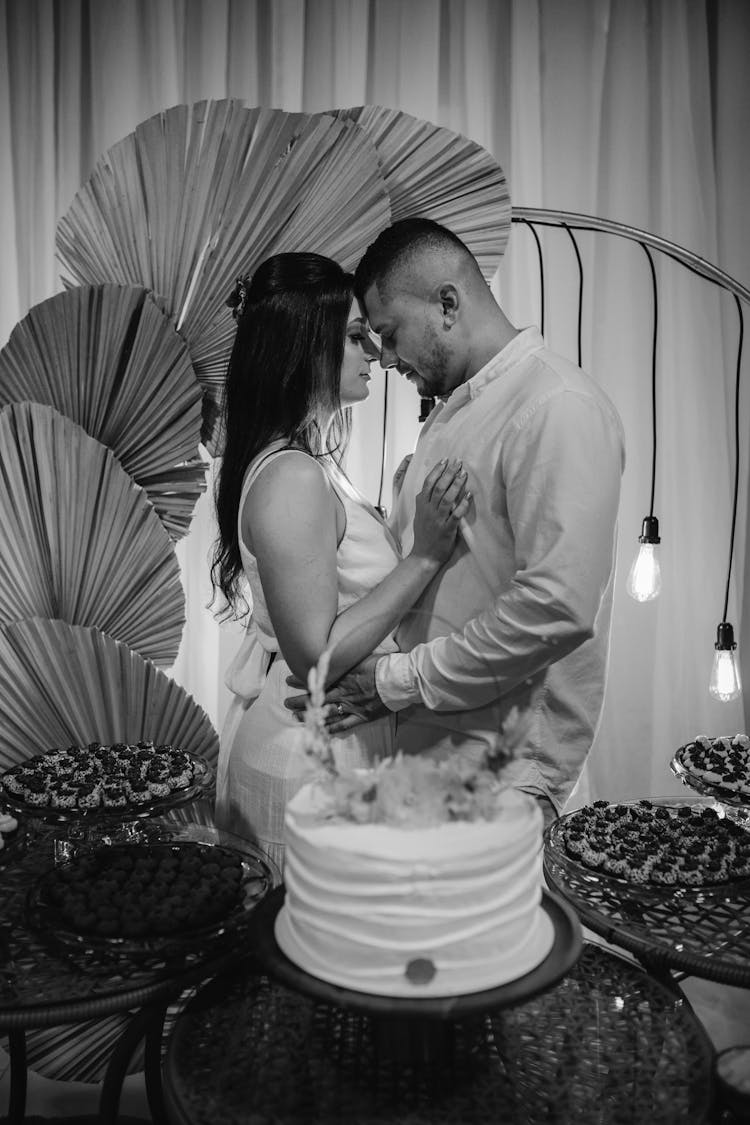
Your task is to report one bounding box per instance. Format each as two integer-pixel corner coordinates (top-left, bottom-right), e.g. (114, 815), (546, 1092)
(641, 243), (659, 518)
(376, 368), (389, 514)
(562, 223), (584, 366)
(721, 294), (744, 622)
(521, 218), (545, 338)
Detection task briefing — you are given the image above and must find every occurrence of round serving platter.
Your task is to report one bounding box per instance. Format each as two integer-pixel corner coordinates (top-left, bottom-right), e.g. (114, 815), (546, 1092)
(247, 885), (582, 1020)
(0, 751), (215, 827)
(544, 796), (750, 895)
(26, 838), (275, 963)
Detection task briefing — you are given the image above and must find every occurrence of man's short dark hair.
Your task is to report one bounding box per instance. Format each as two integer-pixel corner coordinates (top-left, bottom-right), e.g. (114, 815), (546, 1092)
(354, 218), (473, 304)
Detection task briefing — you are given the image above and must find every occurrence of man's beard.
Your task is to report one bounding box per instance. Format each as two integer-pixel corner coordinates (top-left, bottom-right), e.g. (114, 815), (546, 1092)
(412, 324), (452, 397)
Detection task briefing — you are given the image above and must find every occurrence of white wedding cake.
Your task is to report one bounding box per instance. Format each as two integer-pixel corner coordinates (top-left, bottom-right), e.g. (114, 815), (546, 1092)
(273, 653), (553, 998)
(276, 777), (553, 997)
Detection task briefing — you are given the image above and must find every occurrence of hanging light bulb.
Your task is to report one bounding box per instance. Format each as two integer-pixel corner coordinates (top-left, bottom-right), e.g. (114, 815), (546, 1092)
(627, 516), (661, 602)
(709, 296), (745, 703)
(709, 622), (742, 702)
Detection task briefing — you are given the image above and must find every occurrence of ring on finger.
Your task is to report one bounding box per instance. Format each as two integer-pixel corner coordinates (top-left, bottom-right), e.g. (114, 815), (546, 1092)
(336, 702), (345, 717)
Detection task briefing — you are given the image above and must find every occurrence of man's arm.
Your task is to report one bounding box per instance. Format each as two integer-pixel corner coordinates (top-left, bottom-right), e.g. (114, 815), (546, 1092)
(377, 389), (624, 712)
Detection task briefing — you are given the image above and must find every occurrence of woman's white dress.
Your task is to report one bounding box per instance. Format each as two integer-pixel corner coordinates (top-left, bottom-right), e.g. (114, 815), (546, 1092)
(215, 441), (402, 870)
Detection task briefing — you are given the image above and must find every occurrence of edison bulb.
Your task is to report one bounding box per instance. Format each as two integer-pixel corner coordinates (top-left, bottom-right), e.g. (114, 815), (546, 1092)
(709, 647), (742, 702)
(626, 542), (661, 602)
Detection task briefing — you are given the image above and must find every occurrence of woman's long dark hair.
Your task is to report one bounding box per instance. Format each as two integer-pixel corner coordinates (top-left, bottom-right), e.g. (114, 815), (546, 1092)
(211, 252), (355, 619)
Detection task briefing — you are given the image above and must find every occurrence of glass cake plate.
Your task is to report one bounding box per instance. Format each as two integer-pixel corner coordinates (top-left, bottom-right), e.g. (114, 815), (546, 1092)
(670, 750), (750, 814)
(544, 796), (750, 894)
(247, 885), (582, 1020)
(26, 838), (275, 963)
(0, 750), (214, 827)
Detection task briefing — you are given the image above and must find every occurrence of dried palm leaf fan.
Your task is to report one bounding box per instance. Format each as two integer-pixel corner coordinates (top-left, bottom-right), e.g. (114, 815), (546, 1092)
(0, 617), (218, 770)
(21, 1014), (143, 1084)
(20, 1012), (154, 1083)
(56, 100), (391, 452)
(332, 105), (511, 281)
(0, 284), (206, 540)
(0, 402), (185, 666)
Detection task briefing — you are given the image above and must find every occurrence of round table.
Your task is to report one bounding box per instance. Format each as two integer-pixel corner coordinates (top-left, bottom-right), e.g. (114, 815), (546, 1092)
(162, 942), (715, 1124)
(0, 818), (277, 1124)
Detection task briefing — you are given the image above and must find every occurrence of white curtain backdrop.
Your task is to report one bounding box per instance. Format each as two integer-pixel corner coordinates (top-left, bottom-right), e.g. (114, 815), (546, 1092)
(2, 0), (749, 806)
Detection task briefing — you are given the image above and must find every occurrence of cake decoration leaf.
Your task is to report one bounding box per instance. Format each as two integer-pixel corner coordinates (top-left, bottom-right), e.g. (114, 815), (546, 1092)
(302, 648), (337, 776)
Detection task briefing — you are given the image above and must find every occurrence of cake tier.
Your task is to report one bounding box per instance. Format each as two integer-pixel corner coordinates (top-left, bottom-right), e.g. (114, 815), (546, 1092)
(276, 784), (554, 997)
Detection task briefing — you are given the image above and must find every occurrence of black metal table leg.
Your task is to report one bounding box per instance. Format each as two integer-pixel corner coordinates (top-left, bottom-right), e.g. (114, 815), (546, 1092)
(98, 1004), (164, 1125)
(6, 1028), (27, 1124)
(144, 1002), (170, 1125)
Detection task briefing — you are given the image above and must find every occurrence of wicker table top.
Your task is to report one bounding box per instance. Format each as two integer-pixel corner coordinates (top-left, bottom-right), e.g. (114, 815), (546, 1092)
(543, 820), (750, 987)
(163, 943), (715, 1125)
(0, 819), (269, 1030)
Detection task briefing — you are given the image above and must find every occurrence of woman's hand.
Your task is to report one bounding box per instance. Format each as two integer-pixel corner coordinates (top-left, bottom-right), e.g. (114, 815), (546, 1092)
(410, 459), (471, 565)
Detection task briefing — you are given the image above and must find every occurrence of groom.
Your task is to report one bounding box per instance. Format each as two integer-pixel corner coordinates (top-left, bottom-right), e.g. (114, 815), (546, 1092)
(290, 218), (625, 825)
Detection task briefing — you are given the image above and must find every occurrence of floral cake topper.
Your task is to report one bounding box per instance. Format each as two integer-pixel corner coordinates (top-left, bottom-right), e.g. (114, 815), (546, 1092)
(301, 649), (538, 827)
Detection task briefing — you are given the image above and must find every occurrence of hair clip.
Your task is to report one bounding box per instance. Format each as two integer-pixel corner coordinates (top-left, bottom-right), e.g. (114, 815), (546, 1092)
(227, 274), (251, 321)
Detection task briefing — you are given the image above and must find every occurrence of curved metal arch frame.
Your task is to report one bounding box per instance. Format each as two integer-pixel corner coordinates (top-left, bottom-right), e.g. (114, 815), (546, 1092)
(510, 205), (747, 646)
(511, 206), (750, 306)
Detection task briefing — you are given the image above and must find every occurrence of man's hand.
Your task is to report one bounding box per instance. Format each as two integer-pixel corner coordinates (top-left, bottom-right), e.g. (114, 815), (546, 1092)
(285, 654), (388, 735)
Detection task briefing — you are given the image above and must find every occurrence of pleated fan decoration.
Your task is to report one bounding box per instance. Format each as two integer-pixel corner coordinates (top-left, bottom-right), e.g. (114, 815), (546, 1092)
(19, 1014), (144, 1084)
(0, 284), (206, 540)
(0, 617), (218, 771)
(0, 402), (185, 666)
(332, 105), (511, 281)
(56, 100), (391, 451)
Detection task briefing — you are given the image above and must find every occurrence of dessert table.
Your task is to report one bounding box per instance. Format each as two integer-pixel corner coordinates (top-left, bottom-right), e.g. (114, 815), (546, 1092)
(0, 817), (277, 1124)
(543, 800), (750, 987)
(161, 941), (715, 1124)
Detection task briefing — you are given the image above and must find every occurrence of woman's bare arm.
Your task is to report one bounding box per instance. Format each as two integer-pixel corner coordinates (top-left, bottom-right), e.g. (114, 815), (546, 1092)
(244, 451), (467, 685)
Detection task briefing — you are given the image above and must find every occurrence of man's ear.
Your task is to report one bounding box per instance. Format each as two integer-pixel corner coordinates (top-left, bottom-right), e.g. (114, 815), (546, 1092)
(437, 282), (459, 328)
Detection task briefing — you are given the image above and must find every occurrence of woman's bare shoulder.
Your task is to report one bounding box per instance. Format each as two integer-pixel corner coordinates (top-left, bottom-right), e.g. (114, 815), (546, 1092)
(249, 448), (330, 499)
(242, 450), (338, 557)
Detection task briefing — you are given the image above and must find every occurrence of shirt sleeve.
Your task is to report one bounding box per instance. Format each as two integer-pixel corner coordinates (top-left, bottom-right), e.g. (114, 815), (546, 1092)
(376, 389), (624, 712)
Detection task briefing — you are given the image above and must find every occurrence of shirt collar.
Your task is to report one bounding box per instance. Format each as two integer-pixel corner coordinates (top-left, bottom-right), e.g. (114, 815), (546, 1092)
(445, 326), (544, 405)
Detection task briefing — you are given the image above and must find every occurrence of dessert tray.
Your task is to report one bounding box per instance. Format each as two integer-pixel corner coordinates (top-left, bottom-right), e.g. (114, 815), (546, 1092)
(0, 743), (214, 826)
(670, 734), (750, 810)
(26, 839), (274, 961)
(545, 797), (750, 891)
(247, 885), (582, 1020)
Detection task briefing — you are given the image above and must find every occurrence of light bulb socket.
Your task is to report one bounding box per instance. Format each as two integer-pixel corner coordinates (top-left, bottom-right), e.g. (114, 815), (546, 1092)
(638, 516), (661, 544)
(715, 621), (737, 651)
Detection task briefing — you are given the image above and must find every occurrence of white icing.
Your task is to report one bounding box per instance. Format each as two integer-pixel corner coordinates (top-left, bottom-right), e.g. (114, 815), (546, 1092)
(275, 783), (554, 997)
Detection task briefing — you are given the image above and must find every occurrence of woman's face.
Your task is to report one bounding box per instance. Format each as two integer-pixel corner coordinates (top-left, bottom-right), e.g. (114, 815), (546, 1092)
(339, 298), (378, 407)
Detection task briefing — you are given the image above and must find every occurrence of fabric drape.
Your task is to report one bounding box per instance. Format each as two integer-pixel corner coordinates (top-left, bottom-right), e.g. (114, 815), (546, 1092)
(1, 0), (748, 807)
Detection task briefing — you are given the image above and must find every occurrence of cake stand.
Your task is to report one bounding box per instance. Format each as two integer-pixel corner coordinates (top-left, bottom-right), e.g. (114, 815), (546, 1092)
(247, 884), (582, 1066)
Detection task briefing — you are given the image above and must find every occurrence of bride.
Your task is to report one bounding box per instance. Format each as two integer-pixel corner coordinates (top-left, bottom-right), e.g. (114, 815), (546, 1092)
(211, 252), (470, 867)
